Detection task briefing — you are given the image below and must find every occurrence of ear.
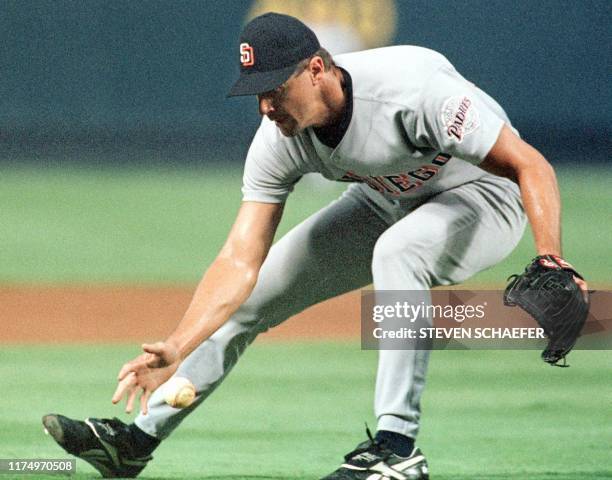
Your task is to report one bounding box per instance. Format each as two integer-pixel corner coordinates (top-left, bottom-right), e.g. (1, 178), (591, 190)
(308, 56), (326, 85)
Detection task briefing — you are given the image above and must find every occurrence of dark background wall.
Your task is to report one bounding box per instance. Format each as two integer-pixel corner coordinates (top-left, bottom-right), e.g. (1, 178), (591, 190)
(1, 0), (609, 165)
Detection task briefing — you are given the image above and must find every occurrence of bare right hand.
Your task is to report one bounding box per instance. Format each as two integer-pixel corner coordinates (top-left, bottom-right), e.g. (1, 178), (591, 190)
(111, 342), (180, 415)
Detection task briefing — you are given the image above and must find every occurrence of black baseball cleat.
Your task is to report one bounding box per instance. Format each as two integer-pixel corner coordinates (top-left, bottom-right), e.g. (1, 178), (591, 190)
(320, 428), (429, 480)
(42, 414), (152, 478)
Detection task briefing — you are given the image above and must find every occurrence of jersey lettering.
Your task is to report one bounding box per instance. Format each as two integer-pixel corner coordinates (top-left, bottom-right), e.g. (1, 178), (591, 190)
(408, 166), (439, 181)
(441, 96), (480, 143)
(432, 153), (451, 166)
(338, 158), (449, 196)
(385, 174), (421, 192)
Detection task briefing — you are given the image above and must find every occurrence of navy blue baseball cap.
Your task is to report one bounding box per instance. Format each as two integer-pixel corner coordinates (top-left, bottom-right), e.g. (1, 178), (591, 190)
(228, 13), (321, 97)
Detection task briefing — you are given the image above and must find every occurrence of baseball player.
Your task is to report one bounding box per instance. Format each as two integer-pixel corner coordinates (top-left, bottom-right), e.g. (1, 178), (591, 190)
(43, 12), (588, 479)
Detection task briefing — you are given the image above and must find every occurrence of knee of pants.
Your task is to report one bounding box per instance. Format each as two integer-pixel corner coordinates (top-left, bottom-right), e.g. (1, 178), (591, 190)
(230, 287), (298, 333)
(371, 233), (431, 288)
(230, 298), (272, 331)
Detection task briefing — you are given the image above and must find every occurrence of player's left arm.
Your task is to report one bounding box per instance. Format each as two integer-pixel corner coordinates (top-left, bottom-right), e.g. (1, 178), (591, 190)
(479, 124), (588, 293)
(480, 125), (560, 255)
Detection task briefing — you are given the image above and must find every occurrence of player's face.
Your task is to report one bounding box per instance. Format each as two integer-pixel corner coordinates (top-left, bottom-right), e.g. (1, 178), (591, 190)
(257, 70), (315, 137)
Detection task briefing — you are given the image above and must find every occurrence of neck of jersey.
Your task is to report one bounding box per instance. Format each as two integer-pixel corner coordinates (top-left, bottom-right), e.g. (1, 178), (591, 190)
(312, 67), (353, 149)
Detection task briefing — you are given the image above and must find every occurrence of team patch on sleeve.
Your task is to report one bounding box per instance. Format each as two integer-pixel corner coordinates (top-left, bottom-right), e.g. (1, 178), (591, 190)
(441, 95), (480, 142)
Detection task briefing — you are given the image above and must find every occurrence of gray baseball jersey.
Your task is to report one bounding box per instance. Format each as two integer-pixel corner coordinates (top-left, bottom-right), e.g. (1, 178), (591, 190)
(242, 45), (513, 204)
(136, 45), (526, 446)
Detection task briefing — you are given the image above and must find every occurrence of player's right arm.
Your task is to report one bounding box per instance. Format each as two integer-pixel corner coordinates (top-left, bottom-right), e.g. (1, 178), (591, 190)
(112, 200), (284, 413)
(166, 200), (284, 358)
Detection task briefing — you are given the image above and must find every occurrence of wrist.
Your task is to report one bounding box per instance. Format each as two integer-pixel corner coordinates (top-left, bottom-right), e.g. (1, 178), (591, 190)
(164, 338), (184, 362)
(536, 248), (561, 257)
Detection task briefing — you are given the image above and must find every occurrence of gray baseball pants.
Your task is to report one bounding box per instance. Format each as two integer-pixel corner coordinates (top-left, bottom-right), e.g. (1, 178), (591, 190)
(136, 174), (526, 440)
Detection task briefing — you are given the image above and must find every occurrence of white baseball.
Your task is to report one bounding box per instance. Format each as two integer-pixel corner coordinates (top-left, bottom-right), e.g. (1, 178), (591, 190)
(163, 377), (196, 408)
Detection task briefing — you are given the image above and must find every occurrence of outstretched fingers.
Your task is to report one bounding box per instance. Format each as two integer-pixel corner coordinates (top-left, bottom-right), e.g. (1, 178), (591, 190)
(126, 390), (138, 414)
(140, 389), (152, 415)
(112, 372), (139, 410)
(118, 357), (144, 381)
(112, 342), (179, 415)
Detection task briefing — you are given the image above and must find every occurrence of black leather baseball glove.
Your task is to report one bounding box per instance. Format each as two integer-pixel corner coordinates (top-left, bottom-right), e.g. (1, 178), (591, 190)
(504, 254), (589, 366)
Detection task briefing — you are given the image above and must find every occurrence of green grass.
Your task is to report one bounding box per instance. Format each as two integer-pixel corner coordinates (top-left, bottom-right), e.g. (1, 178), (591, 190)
(0, 165), (610, 284)
(0, 344), (610, 479)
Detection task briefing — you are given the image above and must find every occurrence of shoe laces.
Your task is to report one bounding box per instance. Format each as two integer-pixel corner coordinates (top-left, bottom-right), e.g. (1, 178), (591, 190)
(98, 418), (129, 436)
(93, 418), (139, 458)
(344, 424), (393, 462)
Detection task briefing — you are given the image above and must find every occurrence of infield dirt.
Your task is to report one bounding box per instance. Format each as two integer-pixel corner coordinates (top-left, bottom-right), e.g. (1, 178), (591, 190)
(0, 286), (360, 343)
